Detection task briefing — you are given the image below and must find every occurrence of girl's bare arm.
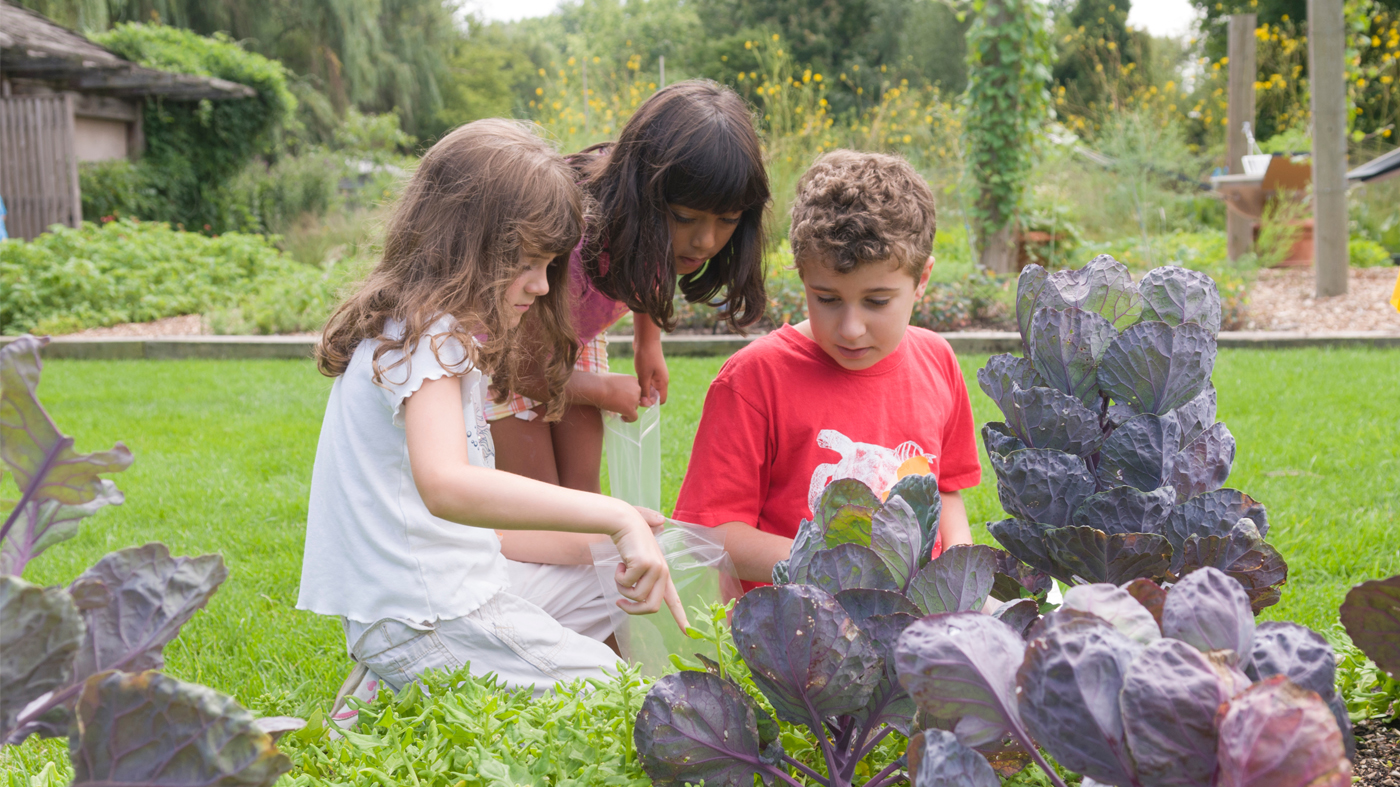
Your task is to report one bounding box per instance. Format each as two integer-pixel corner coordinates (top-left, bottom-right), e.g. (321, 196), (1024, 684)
(632, 312), (668, 405)
(710, 521), (794, 583)
(405, 375), (685, 625)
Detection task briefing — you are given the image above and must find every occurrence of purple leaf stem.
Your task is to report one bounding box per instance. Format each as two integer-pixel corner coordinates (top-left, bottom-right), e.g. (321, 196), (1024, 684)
(864, 759), (907, 787)
(781, 754), (829, 784)
(0, 436), (71, 547)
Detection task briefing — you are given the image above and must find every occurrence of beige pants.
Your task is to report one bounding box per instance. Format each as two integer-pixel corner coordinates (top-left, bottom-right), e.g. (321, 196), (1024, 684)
(342, 562), (619, 698)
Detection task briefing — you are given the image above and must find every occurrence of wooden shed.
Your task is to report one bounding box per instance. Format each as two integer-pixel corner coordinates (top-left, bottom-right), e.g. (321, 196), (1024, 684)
(0, 1), (255, 240)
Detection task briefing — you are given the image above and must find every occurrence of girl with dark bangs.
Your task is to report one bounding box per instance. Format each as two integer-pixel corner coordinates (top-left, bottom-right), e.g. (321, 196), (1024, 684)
(488, 80), (771, 502)
(299, 120), (685, 728)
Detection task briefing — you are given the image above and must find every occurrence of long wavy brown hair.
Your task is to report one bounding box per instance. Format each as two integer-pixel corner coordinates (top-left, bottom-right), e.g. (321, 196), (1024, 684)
(316, 119), (582, 421)
(574, 80), (771, 332)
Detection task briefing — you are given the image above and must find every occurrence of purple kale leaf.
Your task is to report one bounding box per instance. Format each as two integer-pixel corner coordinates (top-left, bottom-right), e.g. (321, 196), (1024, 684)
(1214, 676), (1351, 787)
(731, 584), (882, 728)
(70, 670), (291, 787)
(1017, 610), (1143, 785)
(1, 336), (133, 576)
(1340, 574), (1400, 681)
(70, 544), (228, 681)
(635, 670), (785, 787)
(0, 576), (83, 743)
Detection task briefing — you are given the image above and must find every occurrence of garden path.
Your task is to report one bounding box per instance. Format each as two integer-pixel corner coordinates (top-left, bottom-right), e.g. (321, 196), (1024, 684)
(1244, 266), (1400, 332)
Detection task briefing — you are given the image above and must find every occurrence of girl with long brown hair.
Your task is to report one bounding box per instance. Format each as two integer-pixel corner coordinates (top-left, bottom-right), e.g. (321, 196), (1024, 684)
(297, 119), (684, 725)
(488, 79), (772, 511)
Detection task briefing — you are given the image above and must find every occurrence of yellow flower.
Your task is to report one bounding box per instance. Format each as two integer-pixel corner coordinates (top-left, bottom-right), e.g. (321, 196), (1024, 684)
(745, 40), (752, 49)
(567, 57), (576, 66)
(903, 134), (912, 143)
(814, 73), (823, 82)
(1382, 75), (1393, 84)
(771, 33), (779, 41)
(537, 68), (546, 76)
(535, 87), (544, 95)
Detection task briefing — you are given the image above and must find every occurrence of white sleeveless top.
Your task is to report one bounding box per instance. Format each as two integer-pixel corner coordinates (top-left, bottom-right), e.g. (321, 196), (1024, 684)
(296, 315), (509, 624)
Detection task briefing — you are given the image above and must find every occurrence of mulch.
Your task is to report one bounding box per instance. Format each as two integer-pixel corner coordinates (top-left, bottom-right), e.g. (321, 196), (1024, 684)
(1354, 718), (1400, 787)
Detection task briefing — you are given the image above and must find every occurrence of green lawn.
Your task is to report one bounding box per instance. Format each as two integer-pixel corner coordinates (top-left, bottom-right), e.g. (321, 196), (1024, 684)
(4, 348), (1399, 776)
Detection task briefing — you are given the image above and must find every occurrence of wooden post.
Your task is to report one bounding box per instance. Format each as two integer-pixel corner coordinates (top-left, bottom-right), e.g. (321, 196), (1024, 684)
(1310, 0), (1348, 297)
(660, 55), (666, 88)
(582, 53), (589, 132)
(1226, 14), (1257, 262)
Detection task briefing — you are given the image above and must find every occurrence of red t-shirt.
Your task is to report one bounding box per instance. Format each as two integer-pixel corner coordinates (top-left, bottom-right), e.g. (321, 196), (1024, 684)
(672, 324), (982, 590)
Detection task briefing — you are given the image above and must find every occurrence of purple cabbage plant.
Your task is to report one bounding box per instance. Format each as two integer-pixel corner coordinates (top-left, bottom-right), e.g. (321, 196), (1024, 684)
(981, 257), (1287, 611)
(634, 475), (1008, 787)
(895, 566), (1354, 787)
(1340, 573), (1400, 683)
(0, 335), (296, 784)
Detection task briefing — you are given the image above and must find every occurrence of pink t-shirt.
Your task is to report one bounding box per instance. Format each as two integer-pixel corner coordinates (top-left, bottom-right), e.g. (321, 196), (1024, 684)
(569, 242), (630, 343)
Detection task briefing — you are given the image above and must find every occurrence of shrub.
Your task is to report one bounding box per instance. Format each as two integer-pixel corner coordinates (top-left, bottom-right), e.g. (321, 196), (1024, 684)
(0, 336), (296, 783)
(980, 257), (1289, 610)
(0, 219), (344, 335)
(88, 23), (296, 233)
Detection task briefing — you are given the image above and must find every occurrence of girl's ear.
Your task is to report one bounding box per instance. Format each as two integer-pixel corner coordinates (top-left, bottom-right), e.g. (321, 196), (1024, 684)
(916, 256), (934, 297)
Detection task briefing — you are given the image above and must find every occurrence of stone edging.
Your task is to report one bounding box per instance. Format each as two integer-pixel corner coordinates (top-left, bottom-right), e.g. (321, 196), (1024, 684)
(2, 330), (1398, 360)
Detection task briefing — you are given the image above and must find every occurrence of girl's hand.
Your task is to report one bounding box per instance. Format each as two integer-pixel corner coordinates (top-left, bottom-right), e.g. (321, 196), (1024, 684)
(611, 505), (689, 631)
(634, 341), (669, 406)
(632, 312), (669, 405)
(597, 373), (643, 422)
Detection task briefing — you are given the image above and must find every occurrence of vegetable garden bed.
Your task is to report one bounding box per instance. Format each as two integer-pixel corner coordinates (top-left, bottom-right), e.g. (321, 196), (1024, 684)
(2, 344), (1397, 784)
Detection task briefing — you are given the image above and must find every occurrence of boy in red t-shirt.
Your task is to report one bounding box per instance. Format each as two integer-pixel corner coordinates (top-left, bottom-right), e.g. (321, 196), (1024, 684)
(673, 150), (982, 590)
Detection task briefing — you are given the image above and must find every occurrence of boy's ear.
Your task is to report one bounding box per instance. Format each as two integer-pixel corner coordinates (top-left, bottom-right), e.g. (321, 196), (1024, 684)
(916, 256), (934, 297)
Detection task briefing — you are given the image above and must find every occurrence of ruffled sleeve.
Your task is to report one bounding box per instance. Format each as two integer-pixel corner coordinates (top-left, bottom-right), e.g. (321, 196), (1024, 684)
(377, 316), (476, 428)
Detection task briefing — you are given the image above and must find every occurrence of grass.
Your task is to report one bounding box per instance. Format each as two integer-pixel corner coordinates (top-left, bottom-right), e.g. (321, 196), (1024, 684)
(4, 347), (1398, 778)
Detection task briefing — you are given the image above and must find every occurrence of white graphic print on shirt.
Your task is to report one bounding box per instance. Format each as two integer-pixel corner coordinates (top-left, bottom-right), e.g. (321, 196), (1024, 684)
(807, 429), (936, 514)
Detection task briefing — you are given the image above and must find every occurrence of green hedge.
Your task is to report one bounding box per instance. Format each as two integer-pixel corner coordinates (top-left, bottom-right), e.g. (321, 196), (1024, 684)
(0, 220), (352, 335)
(87, 24), (296, 233)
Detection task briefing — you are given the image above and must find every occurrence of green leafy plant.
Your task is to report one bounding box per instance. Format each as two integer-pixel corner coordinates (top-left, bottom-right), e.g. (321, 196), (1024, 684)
(89, 23), (297, 233)
(963, 0), (1053, 269)
(0, 219), (347, 335)
(0, 335), (296, 783)
(281, 663), (655, 786)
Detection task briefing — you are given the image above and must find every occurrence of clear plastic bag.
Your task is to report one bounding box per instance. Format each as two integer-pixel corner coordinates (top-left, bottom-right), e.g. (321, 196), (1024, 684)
(602, 399), (661, 511)
(590, 520), (740, 677)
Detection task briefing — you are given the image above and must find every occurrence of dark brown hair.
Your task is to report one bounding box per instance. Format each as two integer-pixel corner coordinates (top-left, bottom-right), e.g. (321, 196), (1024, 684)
(575, 80), (771, 331)
(316, 119), (582, 421)
(789, 149), (937, 280)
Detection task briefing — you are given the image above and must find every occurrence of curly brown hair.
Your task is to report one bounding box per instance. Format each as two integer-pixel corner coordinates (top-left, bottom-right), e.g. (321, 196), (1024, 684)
(789, 149), (936, 280)
(315, 119), (582, 421)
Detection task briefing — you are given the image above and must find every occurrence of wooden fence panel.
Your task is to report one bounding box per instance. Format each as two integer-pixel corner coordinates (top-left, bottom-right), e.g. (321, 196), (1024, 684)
(0, 94), (81, 241)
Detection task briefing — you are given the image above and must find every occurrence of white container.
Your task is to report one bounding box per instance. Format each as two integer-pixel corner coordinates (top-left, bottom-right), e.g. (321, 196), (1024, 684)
(1242, 153), (1273, 176)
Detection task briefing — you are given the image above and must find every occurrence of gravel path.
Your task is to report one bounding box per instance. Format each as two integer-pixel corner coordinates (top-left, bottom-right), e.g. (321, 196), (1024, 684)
(64, 314), (208, 338)
(1244, 266), (1400, 332)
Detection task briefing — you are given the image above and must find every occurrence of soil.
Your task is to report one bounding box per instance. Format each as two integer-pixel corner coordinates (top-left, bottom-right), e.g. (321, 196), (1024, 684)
(1243, 266), (1400, 332)
(1353, 718), (1400, 787)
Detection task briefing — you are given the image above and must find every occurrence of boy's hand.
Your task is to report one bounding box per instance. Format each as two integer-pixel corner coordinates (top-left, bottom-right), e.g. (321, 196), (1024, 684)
(611, 506), (689, 631)
(634, 341), (669, 406)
